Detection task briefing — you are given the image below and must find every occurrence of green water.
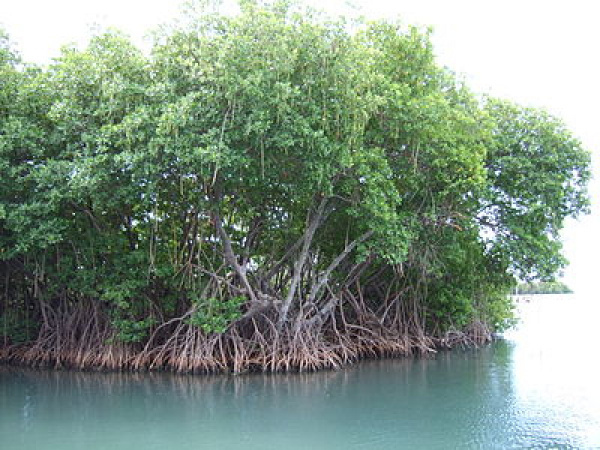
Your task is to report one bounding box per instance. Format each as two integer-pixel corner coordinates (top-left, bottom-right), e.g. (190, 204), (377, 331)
(1, 294), (599, 449)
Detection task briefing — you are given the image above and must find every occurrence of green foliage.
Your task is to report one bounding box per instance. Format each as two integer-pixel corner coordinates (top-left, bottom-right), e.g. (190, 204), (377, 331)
(0, 311), (38, 344)
(0, 2), (591, 352)
(480, 290), (518, 333)
(110, 316), (156, 344)
(480, 99), (591, 280)
(186, 296), (244, 334)
(516, 281), (573, 295)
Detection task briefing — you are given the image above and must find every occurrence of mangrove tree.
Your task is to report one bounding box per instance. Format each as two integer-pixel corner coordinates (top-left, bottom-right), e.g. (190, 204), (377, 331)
(0, 1), (591, 372)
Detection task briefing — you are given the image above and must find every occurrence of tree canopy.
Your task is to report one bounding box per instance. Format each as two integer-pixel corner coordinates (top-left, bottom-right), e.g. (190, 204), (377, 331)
(0, 2), (590, 372)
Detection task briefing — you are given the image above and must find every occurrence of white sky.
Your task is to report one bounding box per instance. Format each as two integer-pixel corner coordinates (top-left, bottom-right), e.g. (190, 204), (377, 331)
(2, 0), (598, 292)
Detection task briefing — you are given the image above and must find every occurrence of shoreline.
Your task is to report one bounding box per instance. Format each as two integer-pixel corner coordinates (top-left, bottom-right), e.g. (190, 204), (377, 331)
(0, 323), (492, 375)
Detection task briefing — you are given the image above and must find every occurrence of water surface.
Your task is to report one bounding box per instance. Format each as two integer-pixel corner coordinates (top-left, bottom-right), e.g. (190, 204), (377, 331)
(1, 294), (599, 449)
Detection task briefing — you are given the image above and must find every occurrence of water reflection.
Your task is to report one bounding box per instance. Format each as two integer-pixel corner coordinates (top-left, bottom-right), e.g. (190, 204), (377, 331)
(1, 294), (599, 449)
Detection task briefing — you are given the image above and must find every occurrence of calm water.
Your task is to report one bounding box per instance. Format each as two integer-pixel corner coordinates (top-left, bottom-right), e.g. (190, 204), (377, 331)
(1, 294), (600, 449)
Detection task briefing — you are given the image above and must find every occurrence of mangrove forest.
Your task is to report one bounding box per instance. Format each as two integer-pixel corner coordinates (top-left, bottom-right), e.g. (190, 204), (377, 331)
(515, 281), (573, 295)
(0, 1), (591, 373)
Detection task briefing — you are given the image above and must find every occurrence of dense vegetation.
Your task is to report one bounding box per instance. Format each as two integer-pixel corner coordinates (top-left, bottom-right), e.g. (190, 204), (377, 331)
(0, 2), (590, 372)
(516, 282), (573, 295)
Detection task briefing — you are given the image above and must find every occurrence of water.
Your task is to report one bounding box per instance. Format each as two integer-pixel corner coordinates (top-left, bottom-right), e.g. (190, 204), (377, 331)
(1, 294), (599, 449)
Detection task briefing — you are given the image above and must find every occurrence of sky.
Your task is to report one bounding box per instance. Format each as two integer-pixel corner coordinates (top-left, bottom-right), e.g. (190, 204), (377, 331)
(2, 0), (598, 293)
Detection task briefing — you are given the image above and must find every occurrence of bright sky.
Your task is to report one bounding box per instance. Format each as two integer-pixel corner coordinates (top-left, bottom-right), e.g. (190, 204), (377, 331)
(2, 0), (598, 293)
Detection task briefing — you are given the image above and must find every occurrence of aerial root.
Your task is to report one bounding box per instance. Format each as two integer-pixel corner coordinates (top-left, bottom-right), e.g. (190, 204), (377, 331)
(0, 305), (492, 374)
